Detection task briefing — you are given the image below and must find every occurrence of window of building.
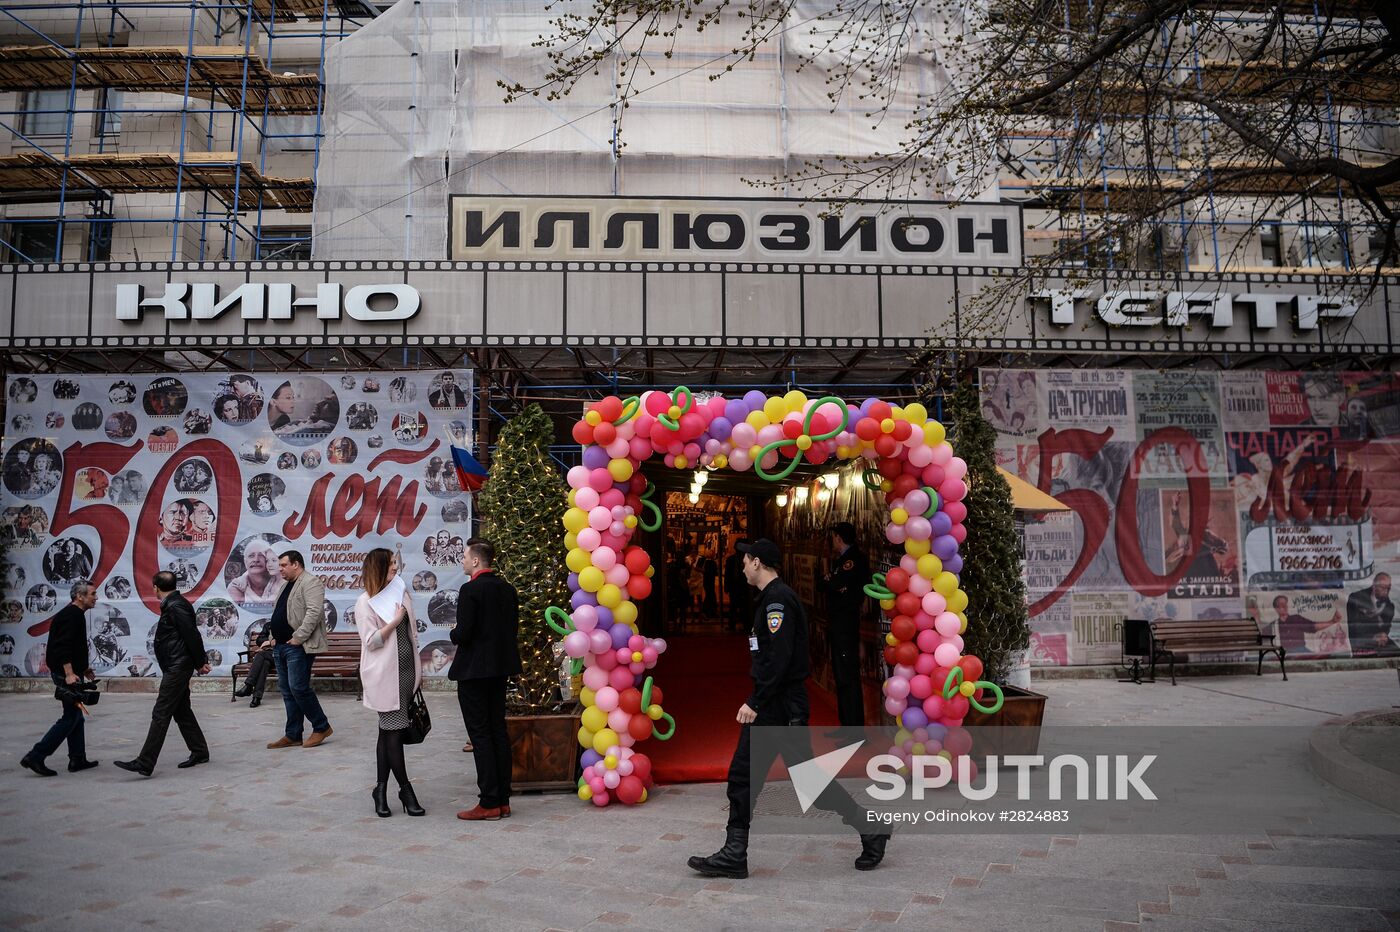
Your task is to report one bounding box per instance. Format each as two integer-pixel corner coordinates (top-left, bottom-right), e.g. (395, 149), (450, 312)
(87, 213), (114, 262)
(19, 90), (69, 136)
(1259, 222), (1282, 267)
(95, 89), (124, 136)
(256, 228), (312, 259)
(2, 221), (61, 263)
(1296, 222), (1349, 268)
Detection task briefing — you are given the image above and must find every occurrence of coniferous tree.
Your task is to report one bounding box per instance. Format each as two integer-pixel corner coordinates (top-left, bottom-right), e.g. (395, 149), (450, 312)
(477, 404), (569, 711)
(948, 381), (1030, 681)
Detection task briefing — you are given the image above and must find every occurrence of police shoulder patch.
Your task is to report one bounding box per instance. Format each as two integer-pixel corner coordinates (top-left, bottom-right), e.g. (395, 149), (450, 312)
(841, 559), (854, 571)
(766, 608), (784, 634)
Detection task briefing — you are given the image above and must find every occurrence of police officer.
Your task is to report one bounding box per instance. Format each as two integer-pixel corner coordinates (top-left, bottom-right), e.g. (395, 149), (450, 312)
(819, 522), (869, 727)
(687, 539), (890, 879)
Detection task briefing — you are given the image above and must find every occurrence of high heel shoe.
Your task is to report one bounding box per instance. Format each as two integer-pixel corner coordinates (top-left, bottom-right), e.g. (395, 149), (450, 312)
(372, 782), (391, 818)
(399, 782), (425, 817)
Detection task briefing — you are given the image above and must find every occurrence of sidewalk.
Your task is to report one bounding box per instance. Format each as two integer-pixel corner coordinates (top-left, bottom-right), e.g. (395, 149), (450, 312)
(1, 668), (1397, 931)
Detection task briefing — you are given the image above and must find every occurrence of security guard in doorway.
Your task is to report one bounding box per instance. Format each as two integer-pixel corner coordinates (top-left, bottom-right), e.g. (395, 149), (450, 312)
(819, 521), (869, 727)
(686, 538), (890, 880)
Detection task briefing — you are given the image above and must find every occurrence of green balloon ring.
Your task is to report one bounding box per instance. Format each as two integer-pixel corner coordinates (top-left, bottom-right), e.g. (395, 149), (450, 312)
(638, 481), (664, 532)
(544, 605), (573, 636)
(651, 711), (677, 741)
(641, 675), (654, 709)
(613, 395), (641, 425)
(656, 386), (695, 431)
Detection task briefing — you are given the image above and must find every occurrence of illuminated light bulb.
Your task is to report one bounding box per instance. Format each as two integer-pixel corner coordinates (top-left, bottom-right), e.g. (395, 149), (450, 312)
(687, 492), (699, 503)
(794, 486), (809, 504)
(822, 473), (839, 490)
(775, 493), (789, 507)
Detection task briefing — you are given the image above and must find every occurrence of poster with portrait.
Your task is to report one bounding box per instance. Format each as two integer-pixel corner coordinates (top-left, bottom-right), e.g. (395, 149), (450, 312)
(0, 371), (475, 678)
(984, 368), (1399, 667)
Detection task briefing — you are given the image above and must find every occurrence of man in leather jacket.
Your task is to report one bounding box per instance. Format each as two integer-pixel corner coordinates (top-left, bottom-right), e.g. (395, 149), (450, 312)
(116, 572), (210, 776)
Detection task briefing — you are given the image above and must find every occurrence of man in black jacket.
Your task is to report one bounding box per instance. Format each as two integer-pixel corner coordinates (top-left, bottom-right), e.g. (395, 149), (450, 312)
(116, 572), (211, 776)
(818, 522), (869, 727)
(687, 539), (889, 879)
(21, 580), (100, 776)
(449, 539), (522, 821)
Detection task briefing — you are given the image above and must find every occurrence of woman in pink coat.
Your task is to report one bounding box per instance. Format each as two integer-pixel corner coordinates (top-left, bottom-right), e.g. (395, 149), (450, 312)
(354, 548), (425, 817)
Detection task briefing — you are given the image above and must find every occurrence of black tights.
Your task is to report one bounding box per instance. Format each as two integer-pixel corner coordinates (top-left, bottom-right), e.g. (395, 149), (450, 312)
(376, 728), (409, 787)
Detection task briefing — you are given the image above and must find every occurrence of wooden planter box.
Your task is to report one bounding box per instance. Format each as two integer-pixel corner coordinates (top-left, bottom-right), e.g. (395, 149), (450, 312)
(961, 683), (1048, 758)
(508, 707), (581, 792)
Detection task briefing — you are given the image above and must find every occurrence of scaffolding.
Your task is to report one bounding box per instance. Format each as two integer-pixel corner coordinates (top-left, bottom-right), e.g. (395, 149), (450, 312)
(0, 0), (375, 263)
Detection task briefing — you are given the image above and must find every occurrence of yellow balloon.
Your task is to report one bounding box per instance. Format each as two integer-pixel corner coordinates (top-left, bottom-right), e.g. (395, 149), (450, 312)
(566, 548), (592, 574)
(894, 728), (912, 745)
(608, 458), (634, 482)
(923, 421), (947, 445)
(564, 531), (579, 551)
(614, 600), (638, 627)
(762, 396), (787, 423)
(949, 589), (969, 613)
(604, 753), (619, 769)
(563, 507), (589, 533)
(591, 727), (620, 755)
(958, 613), (968, 634)
(959, 681), (976, 697)
(885, 633), (898, 646)
(578, 566), (605, 592)
(795, 435), (812, 451)
(746, 410), (769, 430)
(567, 489), (577, 507)
(639, 788), (648, 803)
(880, 418), (896, 434)
(934, 571), (959, 597)
(646, 703), (663, 720)
(904, 538), (930, 557)
(624, 515), (638, 528)
(578, 785), (593, 801)
(577, 725), (595, 749)
(581, 706), (608, 733)
(597, 583), (623, 609)
(674, 455), (688, 469)
(585, 410), (602, 426)
(879, 598), (896, 612)
(783, 389), (807, 413)
(713, 454), (728, 469)
(904, 402), (928, 425)
(937, 749), (953, 761)
(890, 507), (909, 525)
(911, 742), (926, 756)
(579, 686), (595, 708)
(645, 565), (654, 578)
(916, 554), (942, 579)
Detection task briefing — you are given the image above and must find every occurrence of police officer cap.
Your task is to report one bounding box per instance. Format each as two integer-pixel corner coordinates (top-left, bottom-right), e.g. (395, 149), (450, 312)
(737, 538), (781, 568)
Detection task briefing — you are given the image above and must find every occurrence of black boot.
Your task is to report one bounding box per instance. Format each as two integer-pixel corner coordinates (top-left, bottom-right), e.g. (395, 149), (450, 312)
(686, 827), (748, 879)
(372, 782), (391, 818)
(399, 783), (425, 817)
(855, 831), (890, 871)
(234, 684), (253, 698)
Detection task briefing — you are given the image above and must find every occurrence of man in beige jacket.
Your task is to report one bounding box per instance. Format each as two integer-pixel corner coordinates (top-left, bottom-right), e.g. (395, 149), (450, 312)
(266, 551), (333, 749)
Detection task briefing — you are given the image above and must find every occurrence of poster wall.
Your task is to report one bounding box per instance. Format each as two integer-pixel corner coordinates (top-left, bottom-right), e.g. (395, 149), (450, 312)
(0, 371), (474, 678)
(982, 368), (1400, 665)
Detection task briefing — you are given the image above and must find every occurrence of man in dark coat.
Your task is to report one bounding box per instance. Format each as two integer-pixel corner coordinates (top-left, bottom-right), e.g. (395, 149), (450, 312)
(450, 539), (523, 821)
(724, 538), (750, 633)
(818, 522), (869, 726)
(687, 539), (889, 880)
(21, 581), (100, 776)
(116, 572), (210, 776)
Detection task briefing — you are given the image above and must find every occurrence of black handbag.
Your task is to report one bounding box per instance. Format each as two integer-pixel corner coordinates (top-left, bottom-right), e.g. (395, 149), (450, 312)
(403, 689), (431, 744)
(55, 679), (100, 706)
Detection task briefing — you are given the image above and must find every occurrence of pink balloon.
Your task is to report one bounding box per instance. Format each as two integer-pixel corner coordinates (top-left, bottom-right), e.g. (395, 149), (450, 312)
(588, 468), (613, 492)
(934, 611), (961, 637)
(564, 631), (590, 657)
(950, 523), (967, 543)
(892, 663), (915, 679)
(589, 630), (612, 654)
(595, 648), (618, 671)
(914, 653), (937, 675)
(939, 478), (967, 502)
(567, 465), (590, 489)
(605, 438), (630, 459)
(922, 695), (946, 719)
(592, 546), (618, 571)
(608, 666), (634, 690)
(904, 489), (930, 516)
(652, 638), (668, 654)
(916, 629), (939, 653)
(588, 507), (611, 531)
(594, 686), (619, 711)
(921, 464), (945, 487)
(885, 524), (907, 544)
(582, 665), (608, 691)
(884, 676), (911, 700)
(904, 516), (931, 541)
(600, 489), (625, 509)
(575, 487), (601, 511)
(884, 696), (908, 717)
(907, 574), (931, 597)
(641, 647), (658, 665)
(610, 521), (627, 537)
(572, 605), (598, 632)
(629, 437), (652, 459)
(930, 443), (953, 466)
(945, 457), (968, 481)
(900, 554), (919, 575)
(921, 592), (947, 616)
(608, 708), (631, 733)
(907, 443), (933, 468)
(913, 611), (935, 631)
(908, 674), (933, 700)
(576, 527), (602, 552)
(605, 563), (630, 588)
(933, 643), (961, 667)
(615, 647), (632, 664)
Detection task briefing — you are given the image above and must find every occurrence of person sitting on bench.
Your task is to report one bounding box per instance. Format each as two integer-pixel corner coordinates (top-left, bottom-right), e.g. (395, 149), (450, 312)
(235, 627), (273, 707)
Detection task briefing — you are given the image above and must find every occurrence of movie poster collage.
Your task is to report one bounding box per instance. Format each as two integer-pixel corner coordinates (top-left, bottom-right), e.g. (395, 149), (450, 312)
(0, 371), (477, 678)
(981, 368), (1400, 666)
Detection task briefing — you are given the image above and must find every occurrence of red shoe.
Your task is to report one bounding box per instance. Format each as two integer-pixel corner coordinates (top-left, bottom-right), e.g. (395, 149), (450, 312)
(456, 805), (502, 821)
(500, 804), (511, 818)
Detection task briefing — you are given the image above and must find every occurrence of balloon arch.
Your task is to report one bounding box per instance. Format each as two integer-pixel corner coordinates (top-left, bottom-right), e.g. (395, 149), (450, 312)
(549, 387), (1004, 807)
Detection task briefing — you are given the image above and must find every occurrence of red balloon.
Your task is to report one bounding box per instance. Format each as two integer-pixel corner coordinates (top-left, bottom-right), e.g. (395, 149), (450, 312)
(627, 576), (652, 600)
(597, 396), (623, 422)
(648, 685), (663, 706)
(593, 421), (617, 446)
(679, 411), (706, 439)
(868, 401), (892, 421)
(645, 392), (672, 416)
(950, 524), (967, 543)
(619, 688), (643, 714)
(782, 418), (804, 440)
(958, 655), (984, 682)
(630, 753), (653, 784)
(945, 694), (970, 719)
(629, 475), (648, 495)
(893, 642), (919, 667)
(894, 592), (921, 618)
(885, 567), (910, 594)
(874, 435), (898, 458)
(891, 420), (912, 441)
(890, 615), (916, 642)
(571, 421), (595, 445)
(883, 645), (898, 665)
(943, 726), (973, 756)
(806, 447), (829, 466)
(877, 457), (903, 480)
(627, 713), (654, 741)
(855, 417), (880, 441)
(623, 547), (650, 575)
(617, 774), (646, 804)
(944, 501), (967, 523)
(891, 474), (919, 499)
(807, 413), (831, 437)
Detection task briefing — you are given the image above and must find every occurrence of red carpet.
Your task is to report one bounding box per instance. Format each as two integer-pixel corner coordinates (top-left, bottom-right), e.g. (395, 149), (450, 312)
(646, 634), (840, 784)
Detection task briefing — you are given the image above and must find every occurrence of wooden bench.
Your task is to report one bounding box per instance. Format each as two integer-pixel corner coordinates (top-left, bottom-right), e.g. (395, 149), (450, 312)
(230, 631), (363, 700)
(1148, 618), (1286, 685)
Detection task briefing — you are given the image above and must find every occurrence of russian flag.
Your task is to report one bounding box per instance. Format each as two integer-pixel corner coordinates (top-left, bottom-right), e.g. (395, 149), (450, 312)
(451, 444), (489, 492)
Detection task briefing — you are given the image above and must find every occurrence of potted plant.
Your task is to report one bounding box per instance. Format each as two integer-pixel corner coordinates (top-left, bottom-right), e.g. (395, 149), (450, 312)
(477, 404), (579, 790)
(944, 381), (1046, 754)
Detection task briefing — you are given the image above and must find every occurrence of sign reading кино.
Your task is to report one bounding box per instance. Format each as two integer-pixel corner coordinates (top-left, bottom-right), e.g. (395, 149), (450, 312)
(447, 196), (1023, 266)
